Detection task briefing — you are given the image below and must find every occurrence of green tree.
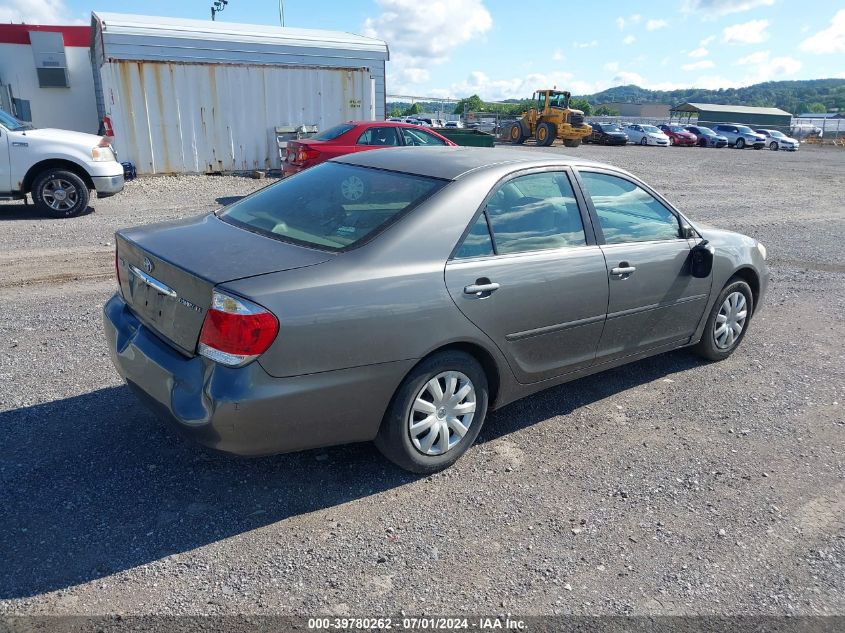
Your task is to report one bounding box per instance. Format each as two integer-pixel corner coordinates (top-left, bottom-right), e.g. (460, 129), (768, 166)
(453, 94), (484, 114)
(594, 105), (620, 116)
(388, 107), (404, 118)
(569, 98), (592, 116)
(403, 102), (423, 116)
(806, 102), (828, 113)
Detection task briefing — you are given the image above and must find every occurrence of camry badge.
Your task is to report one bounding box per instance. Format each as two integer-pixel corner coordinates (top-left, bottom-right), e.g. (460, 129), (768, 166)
(143, 257), (154, 273)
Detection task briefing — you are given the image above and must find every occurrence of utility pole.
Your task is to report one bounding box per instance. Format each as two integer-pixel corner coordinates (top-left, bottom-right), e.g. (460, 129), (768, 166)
(279, 0), (285, 26)
(210, 0), (228, 21)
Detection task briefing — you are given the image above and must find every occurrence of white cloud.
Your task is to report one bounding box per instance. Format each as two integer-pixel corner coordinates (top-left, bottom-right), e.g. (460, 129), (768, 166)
(553, 49), (565, 61)
(623, 35), (636, 45)
(0, 0), (81, 24)
(604, 61), (620, 72)
(799, 10), (845, 54)
(736, 50), (770, 65)
(647, 19), (669, 31)
(722, 19), (769, 44)
(363, 0), (492, 89)
(613, 70), (645, 86)
(616, 16), (626, 30)
(759, 56), (802, 77)
(573, 40), (598, 48)
(630, 14), (642, 25)
(700, 35), (717, 46)
(682, 60), (716, 71)
(683, 0), (775, 16)
(689, 47), (709, 57)
(448, 70), (580, 101)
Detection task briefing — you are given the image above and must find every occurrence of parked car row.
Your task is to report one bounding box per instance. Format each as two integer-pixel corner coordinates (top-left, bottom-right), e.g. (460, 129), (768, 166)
(583, 120), (799, 151)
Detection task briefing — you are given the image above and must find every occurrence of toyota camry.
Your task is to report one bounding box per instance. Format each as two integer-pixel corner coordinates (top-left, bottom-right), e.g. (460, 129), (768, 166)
(104, 147), (769, 473)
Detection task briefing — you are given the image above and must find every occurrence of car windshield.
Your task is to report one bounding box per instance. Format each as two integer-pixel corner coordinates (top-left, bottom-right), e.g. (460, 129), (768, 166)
(220, 162), (446, 251)
(642, 125), (660, 133)
(669, 126), (685, 132)
(768, 130), (785, 138)
(0, 109), (33, 131)
(695, 126), (715, 135)
(603, 125), (623, 132)
(737, 126), (754, 134)
(311, 123), (355, 141)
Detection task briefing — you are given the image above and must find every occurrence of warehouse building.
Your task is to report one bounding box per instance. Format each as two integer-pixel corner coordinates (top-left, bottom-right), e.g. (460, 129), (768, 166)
(91, 12), (389, 174)
(0, 24), (98, 132)
(671, 103), (792, 128)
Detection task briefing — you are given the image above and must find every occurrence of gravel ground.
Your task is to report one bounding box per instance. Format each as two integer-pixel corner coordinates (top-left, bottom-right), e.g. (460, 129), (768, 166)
(0, 144), (843, 618)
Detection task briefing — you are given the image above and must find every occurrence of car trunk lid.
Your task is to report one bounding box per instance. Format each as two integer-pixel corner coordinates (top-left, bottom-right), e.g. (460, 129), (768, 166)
(116, 213), (332, 355)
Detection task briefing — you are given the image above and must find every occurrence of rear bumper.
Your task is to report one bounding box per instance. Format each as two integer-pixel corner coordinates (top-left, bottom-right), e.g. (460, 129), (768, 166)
(92, 174), (125, 197)
(103, 293), (413, 456)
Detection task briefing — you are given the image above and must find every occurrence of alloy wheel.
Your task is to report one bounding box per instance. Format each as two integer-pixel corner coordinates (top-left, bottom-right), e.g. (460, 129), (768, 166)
(41, 178), (79, 212)
(340, 175), (365, 201)
(408, 371), (476, 456)
(713, 291), (748, 350)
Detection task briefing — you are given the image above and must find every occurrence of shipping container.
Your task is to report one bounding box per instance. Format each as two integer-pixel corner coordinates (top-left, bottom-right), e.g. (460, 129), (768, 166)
(91, 12), (389, 175)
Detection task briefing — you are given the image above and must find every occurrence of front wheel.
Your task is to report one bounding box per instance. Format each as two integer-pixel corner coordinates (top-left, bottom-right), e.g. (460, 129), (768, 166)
(693, 278), (754, 361)
(563, 138), (581, 148)
(640, 137), (648, 146)
(375, 351), (489, 473)
(536, 122), (555, 146)
(32, 169), (90, 218)
(698, 138), (708, 147)
(736, 138), (745, 149)
(770, 141), (778, 150)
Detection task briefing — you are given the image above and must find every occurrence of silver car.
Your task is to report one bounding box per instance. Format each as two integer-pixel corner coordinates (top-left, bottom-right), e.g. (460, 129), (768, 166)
(104, 147), (769, 473)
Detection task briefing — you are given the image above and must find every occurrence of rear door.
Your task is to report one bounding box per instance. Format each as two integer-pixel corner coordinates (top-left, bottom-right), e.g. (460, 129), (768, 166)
(445, 168), (609, 383)
(576, 169), (712, 361)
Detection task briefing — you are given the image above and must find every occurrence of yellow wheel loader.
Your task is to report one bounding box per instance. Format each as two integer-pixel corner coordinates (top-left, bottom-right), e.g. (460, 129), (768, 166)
(509, 90), (592, 148)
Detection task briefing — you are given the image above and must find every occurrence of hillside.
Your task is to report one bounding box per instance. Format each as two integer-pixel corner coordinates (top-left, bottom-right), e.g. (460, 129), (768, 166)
(580, 79), (845, 114)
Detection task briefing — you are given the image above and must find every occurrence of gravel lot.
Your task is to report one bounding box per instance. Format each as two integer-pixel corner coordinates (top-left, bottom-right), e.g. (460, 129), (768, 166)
(1, 144), (843, 618)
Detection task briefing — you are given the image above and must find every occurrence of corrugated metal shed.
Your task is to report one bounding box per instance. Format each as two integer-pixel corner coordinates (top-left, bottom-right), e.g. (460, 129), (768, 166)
(671, 102), (792, 127)
(91, 11), (389, 174)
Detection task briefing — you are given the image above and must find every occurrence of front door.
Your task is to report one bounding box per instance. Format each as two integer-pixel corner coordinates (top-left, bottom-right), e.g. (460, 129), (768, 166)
(0, 126), (10, 192)
(445, 169), (609, 383)
(577, 169), (712, 361)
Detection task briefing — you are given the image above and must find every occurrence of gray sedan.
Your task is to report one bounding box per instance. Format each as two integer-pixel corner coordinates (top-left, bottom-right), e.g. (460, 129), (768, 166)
(104, 147), (769, 473)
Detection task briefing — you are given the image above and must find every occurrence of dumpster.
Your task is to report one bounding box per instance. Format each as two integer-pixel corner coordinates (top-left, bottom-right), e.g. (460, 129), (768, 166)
(434, 128), (496, 147)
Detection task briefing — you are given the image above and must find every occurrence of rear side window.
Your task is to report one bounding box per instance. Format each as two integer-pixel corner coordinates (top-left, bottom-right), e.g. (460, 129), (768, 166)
(221, 163), (445, 251)
(579, 171), (680, 244)
(312, 123), (354, 141)
(357, 127), (401, 146)
(454, 171), (586, 257)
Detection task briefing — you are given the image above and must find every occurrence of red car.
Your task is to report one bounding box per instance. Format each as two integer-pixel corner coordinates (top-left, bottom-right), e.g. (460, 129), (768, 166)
(659, 125), (698, 146)
(283, 121), (456, 177)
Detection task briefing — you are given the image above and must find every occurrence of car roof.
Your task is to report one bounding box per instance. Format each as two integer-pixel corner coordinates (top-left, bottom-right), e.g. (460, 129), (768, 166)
(331, 146), (611, 181)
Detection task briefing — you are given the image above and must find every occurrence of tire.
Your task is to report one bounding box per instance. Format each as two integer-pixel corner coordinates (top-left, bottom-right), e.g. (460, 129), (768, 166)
(699, 138), (708, 148)
(693, 278), (754, 361)
(735, 138), (745, 149)
(374, 351), (489, 474)
(509, 121), (527, 145)
(563, 139), (581, 148)
(669, 136), (675, 146)
(32, 169), (90, 218)
(770, 141), (778, 150)
(640, 137), (648, 146)
(536, 122), (555, 146)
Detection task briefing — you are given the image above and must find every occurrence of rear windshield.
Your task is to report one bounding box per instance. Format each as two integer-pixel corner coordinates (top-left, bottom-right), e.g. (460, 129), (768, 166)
(220, 162), (446, 251)
(312, 123), (355, 141)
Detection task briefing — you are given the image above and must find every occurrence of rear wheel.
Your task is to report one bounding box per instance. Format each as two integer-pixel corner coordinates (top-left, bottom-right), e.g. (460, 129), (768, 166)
(32, 169), (90, 218)
(536, 122), (555, 146)
(693, 278), (754, 361)
(509, 121), (527, 145)
(736, 138), (745, 149)
(563, 138), (581, 148)
(375, 351), (489, 473)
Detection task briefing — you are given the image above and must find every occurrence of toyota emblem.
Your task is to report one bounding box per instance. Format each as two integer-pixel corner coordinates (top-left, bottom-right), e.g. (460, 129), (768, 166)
(143, 257), (154, 273)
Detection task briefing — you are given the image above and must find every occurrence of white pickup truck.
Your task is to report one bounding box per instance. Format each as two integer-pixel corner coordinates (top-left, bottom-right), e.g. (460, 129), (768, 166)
(0, 109), (124, 217)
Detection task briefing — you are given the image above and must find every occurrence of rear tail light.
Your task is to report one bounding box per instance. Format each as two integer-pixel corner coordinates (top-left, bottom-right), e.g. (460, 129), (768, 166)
(102, 115), (114, 138)
(288, 143), (320, 164)
(198, 290), (279, 367)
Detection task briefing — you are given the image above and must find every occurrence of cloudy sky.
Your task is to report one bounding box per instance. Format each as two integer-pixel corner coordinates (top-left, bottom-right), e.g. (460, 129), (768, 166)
(2, 0), (844, 99)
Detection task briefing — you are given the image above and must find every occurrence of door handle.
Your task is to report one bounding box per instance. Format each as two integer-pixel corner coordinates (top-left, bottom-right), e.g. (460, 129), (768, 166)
(611, 264), (636, 276)
(464, 282), (500, 295)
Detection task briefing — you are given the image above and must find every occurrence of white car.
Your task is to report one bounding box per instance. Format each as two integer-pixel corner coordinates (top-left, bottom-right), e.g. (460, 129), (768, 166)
(625, 124), (670, 146)
(0, 109), (124, 217)
(756, 129), (799, 151)
(444, 121), (463, 128)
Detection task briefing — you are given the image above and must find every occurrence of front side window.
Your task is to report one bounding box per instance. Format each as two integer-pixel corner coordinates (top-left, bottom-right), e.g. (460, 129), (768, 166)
(579, 171), (681, 244)
(221, 163), (445, 251)
(401, 128), (447, 146)
(455, 171), (586, 256)
(357, 127), (401, 146)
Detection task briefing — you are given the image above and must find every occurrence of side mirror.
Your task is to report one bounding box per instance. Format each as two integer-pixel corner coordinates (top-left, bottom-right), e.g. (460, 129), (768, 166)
(690, 240), (715, 278)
